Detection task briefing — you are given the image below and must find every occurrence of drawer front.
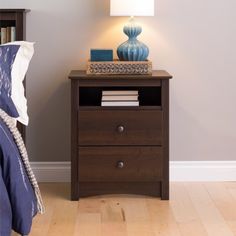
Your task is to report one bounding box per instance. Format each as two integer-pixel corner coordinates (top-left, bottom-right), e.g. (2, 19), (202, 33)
(79, 146), (163, 182)
(78, 110), (163, 146)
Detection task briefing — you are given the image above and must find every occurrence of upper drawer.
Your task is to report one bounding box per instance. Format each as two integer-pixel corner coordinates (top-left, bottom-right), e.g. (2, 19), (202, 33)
(78, 110), (163, 146)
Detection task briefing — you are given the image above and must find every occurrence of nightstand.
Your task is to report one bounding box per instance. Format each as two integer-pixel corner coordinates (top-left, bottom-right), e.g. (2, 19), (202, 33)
(69, 70), (172, 200)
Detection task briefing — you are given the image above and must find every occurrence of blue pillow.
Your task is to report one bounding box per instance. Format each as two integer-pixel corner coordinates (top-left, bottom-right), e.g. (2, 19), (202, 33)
(0, 45), (20, 117)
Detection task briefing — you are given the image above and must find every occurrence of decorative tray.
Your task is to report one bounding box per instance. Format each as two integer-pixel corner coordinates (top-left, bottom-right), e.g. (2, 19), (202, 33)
(87, 60), (152, 75)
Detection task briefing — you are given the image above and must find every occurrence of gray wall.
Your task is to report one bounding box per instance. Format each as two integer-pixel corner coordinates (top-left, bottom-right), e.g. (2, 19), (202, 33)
(1, 0), (236, 161)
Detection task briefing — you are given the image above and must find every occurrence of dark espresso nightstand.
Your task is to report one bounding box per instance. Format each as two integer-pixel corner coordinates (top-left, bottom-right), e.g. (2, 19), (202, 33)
(69, 70), (172, 200)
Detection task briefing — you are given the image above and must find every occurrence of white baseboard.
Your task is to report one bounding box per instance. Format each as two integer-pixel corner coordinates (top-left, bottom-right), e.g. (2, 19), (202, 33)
(170, 161), (236, 181)
(31, 161), (236, 183)
(31, 162), (71, 183)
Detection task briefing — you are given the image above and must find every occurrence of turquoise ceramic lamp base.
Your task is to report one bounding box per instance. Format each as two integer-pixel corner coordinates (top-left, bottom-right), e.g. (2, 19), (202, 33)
(117, 17), (149, 61)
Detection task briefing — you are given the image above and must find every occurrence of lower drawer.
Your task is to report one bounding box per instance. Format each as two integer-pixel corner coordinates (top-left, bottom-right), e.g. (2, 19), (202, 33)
(79, 146), (163, 182)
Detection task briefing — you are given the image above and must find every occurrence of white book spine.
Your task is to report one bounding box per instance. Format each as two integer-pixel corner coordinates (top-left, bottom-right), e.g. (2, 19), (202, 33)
(11, 27), (16, 42)
(102, 91), (138, 96)
(102, 95), (138, 101)
(101, 101), (139, 107)
(1, 28), (7, 44)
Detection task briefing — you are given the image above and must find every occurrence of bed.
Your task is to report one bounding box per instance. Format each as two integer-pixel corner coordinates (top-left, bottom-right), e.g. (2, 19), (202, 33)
(0, 42), (44, 235)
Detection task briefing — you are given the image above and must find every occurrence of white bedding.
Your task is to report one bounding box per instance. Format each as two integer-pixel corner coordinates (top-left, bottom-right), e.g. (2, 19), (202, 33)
(6, 41), (34, 126)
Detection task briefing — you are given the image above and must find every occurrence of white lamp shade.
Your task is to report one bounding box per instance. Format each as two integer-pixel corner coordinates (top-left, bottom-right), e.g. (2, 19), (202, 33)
(110, 0), (154, 17)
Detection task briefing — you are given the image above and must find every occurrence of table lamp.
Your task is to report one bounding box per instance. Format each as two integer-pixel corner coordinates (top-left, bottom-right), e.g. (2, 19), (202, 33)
(110, 0), (154, 61)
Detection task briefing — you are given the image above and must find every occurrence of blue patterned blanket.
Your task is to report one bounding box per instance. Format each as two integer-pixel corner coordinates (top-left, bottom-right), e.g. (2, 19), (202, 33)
(0, 118), (37, 236)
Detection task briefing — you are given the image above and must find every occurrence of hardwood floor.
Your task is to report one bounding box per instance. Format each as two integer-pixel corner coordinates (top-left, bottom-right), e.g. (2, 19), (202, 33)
(14, 182), (236, 236)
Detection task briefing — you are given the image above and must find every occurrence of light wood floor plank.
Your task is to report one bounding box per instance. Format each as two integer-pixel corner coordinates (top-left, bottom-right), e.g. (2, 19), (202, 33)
(170, 183), (208, 236)
(40, 184), (78, 236)
(186, 183), (234, 236)
(224, 182), (236, 189)
(146, 198), (182, 236)
(222, 183), (236, 236)
(205, 182), (236, 221)
(119, 196), (155, 236)
(99, 196), (127, 236)
(74, 213), (101, 236)
(11, 183), (236, 236)
(29, 184), (56, 236)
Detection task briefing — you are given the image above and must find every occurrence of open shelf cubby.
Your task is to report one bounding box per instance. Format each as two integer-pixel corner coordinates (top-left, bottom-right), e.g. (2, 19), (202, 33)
(79, 86), (162, 109)
(0, 20), (15, 28)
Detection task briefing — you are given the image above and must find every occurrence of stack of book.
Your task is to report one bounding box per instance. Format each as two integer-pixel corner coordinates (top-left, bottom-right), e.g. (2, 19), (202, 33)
(0, 27), (16, 44)
(101, 90), (139, 107)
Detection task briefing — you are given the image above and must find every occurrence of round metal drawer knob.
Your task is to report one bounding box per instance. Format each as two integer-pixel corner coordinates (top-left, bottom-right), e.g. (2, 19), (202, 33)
(117, 161), (124, 169)
(117, 125), (125, 133)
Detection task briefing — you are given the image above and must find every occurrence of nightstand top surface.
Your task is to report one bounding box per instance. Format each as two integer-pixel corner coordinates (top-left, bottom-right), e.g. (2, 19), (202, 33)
(0, 9), (30, 13)
(69, 70), (172, 80)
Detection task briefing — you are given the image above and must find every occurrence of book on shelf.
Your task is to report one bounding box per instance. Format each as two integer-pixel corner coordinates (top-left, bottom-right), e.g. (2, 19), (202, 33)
(101, 101), (139, 107)
(6, 27), (11, 42)
(11, 27), (16, 42)
(1, 28), (7, 44)
(102, 90), (138, 96)
(0, 27), (16, 45)
(101, 90), (140, 107)
(102, 95), (138, 101)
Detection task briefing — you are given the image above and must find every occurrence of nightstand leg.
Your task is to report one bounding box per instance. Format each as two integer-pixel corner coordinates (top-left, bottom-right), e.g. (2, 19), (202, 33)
(71, 182), (79, 201)
(161, 80), (170, 201)
(161, 181), (169, 200)
(71, 80), (79, 201)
